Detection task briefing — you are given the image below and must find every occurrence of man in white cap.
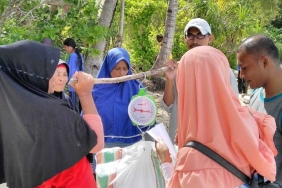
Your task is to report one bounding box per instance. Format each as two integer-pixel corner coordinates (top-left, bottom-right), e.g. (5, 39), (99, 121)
(183, 18), (213, 49)
(162, 18), (239, 143)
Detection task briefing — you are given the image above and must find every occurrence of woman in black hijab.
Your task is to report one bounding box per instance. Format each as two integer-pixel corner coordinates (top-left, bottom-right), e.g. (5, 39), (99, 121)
(0, 40), (104, 188)
(51, 60), (94, 167)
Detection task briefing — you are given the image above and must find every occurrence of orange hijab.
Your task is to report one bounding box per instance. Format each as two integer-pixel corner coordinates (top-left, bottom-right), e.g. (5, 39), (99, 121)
(169, 46), (276, 187)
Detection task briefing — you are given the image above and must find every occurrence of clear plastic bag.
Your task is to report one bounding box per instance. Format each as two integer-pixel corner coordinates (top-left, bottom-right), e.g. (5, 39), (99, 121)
(95, 141), (165, 188)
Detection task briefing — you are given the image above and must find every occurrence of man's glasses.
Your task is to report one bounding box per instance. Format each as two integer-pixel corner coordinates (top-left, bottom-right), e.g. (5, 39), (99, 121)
(185, 33), (208, 40)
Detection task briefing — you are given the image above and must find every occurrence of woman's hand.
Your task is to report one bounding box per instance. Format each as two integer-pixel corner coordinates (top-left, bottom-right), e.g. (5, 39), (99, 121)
(174, 129), (178, 144)
(155, 138), (172, 164)
(69, 71), (94, 97)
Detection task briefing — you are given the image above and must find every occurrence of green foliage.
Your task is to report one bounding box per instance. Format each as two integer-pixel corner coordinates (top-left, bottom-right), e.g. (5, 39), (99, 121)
(268, 1), (282, 60)
(272, 1), (282, 29)
(119, 0), (279, 70)
(0, 0), (7, 14)
(0, 0), (108, 60)
(173, 0), (279, 68)
(121, 0), (164, 71)
(1, 0), (281, 70)
(264, 25), (282, 60)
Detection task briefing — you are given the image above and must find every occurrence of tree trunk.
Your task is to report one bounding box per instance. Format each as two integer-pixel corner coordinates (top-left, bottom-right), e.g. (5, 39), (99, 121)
(114, 0), (124, 47)
(0, 0), (65, 37)
(150, 0), (178, 74)
(84, 0), (118, 76)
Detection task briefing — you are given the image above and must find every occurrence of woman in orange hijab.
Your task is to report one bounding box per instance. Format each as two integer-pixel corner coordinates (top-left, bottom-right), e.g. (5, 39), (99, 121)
(164, 46), (276, 187)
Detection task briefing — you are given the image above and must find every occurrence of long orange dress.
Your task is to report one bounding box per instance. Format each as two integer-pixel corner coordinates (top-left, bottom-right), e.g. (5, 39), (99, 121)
(167, 46), (276, 188)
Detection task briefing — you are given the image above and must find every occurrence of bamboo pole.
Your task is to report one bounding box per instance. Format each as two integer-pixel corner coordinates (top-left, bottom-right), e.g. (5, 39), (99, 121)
(69, 66), (169, 85)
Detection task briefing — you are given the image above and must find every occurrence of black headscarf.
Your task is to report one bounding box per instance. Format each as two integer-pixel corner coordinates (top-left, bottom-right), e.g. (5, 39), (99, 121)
(0, 40), (97, 188)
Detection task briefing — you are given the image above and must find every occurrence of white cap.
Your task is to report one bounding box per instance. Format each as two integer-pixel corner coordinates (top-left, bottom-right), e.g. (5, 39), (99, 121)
(184, 18), (211, 35)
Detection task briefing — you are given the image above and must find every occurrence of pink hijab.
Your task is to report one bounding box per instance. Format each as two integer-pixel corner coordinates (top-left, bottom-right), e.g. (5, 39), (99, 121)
(167, 46), (276, 188)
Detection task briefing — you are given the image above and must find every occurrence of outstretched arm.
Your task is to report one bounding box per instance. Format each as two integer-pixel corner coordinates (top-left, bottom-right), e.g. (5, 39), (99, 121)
(70, 71), (104, 153)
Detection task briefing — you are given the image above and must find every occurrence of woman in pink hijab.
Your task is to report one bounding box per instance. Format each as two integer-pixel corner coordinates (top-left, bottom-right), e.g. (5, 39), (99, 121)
(165, 46), (276, 187)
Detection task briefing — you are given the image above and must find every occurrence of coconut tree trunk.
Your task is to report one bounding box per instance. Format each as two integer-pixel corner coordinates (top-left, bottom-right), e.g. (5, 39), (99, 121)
(84, 0), (118, 76)
(150, 0), (178, 72)
(114, 0), (124, 47)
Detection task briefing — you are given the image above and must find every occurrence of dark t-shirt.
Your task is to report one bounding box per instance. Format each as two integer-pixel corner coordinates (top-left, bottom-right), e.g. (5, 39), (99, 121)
(249, 88), (282, 181)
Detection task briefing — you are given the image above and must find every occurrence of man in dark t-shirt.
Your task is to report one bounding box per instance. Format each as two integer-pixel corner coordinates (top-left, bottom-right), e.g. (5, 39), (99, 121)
(237, 34), (282, 181)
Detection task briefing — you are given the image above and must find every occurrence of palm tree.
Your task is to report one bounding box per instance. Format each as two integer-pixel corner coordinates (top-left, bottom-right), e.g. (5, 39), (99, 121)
(114, 0), (124, 47)
(84, 0), (118, 76)
(151, 0), (178, 73)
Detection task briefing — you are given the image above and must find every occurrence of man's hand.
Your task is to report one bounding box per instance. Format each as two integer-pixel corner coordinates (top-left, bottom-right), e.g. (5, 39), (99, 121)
(164, 60), (178, 81)
(163, 60), (178, 106)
